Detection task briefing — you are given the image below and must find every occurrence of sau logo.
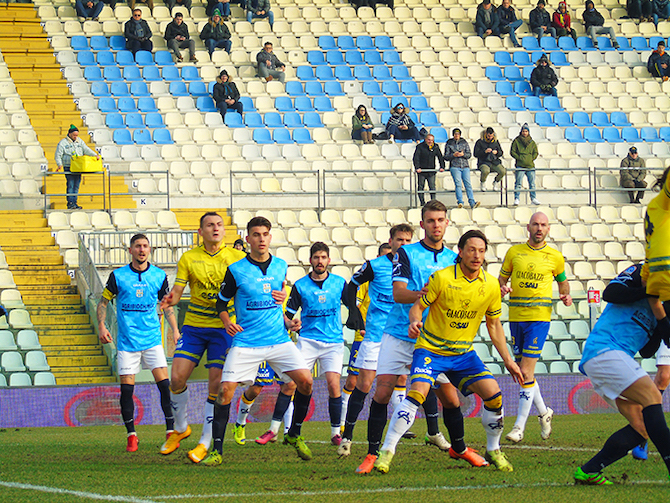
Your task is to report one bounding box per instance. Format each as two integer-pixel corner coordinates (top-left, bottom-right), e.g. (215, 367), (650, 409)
(136, 289), (144, 298)
(263, 283), (271, 294)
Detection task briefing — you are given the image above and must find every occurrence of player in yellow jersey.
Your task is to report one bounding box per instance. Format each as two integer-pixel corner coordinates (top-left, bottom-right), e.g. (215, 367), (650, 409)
(374, 230), (523, 474)
(643, 167), (670, 303)
(498, 211), (571, 444)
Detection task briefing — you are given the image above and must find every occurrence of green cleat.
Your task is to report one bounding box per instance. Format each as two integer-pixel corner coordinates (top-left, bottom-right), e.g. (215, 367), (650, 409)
(485, 449), (514, 472)
(285, 435), (312, 460)
(201, 451), (223, 466)
(374, 450), (394, 474)
(233, 423), (246, 445)
(574, 467), (613, 485)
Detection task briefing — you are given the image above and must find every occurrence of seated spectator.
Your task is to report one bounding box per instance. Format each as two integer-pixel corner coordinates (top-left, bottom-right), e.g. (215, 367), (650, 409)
(653, 0), (670, 25)
(206, 0), (231, 20)
(475, 0), (501, 38)
(530, 0), (557, 41)
(648, 41), (670, 80)
(124, 9), (153, 55)
(445, 128), (478, 209)
(200, 10), (231, 56)
(75, 0), (103, 20)
(256, 42), (285, 82)
(583, 0), (619, 49)
(129, 0), (154, 12)
(552, 2), (577, 41)
(386, 103), (420, 143)
(164, 12), (196, 62)
(627, 0), (653, 21)
(352, 105), (374, 144)
(530, 53), (558, 96)
(620, 146), (647, 204)
(165, 0), (192, 15)
(511, 123), (539, 206)
(474, 127), (505, 192)
(213, 69), (243, 117)
(246, 0), (274, 29)
(498, 0), (523, 48)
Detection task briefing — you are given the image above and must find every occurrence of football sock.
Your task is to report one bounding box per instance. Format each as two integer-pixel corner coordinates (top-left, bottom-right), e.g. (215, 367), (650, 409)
(287, 390), (311, 437)
(533, 380), (548, 416)
(199, 396), (215, 446)
(642, 404), (670, 473)
(443, 406), (466, 453)
(170, 385), (189, 433)
(343, 387), (368, 439)
(120, 383), (135, 434)
(340, 386), (353, 427)
(269, 391), (292, 434)
(283, 401), (294, 435)
(482, 394), (504, 452)
(582, 424), (643, 473)
(236, 391), (256, 426)
(513, 380), (536, 430)
(380, 397), (419, 454)
(423, 389), (440, 436)
(391, 386), (405, 410)
(212, 402), (231, 455)
(368, 399), (388, 456)
(156, 379), (174, 431)
(329, 396), (343, 437)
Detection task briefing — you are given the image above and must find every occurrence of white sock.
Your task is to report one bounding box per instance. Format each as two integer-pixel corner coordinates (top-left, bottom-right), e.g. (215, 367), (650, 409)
(533, 381), (548, 416)
(331, 425), (340, 437)
(482, 407), (504, 452)
(340, 388), (352, 427)
(283, 401), (294, 434)
(391, 387), (405, 411)
(171, 387), (189, 433)
(199, 400), (214, 447)
(236, 395), (255, 426)
(513, 381), (536, 430)
(381, 398), (418, 454)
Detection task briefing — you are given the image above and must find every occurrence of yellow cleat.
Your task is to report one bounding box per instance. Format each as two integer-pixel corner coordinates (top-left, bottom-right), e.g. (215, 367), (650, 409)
(485, 449), (513, 472)
(233, 424), (246, 445)
(188, 443), (209, 463)
(160, 425), (192, 455)
(201, 451), (223, 466)
(374, 450), (394, 474)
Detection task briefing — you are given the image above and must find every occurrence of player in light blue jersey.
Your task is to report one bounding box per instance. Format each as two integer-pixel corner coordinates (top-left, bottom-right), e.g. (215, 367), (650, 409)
(97, 234), (180, 452)
(202, 217), (314, 464)
(575, 263), (670, 485)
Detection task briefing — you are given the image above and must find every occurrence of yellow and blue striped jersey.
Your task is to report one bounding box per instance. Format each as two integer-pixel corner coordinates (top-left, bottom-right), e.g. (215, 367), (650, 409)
(642, 173), (670, 301)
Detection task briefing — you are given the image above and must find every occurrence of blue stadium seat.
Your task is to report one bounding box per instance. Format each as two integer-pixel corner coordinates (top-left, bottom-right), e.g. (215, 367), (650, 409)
(293, 128), (314, 144)
(603, 127), (623, 143)
(530, 51), (545, 63)
(363, 50), (382, 65)
(371, 96), (391, 111)
(522, 65), (534, 80)
(115, 51), (136, 66)
(77, 51), (96, 66)
(576, 36), (596, 50)
(145, 112), (165, 127)
(138, 97), (158, 112)
(344, 50), (363, 65)
(410, 96), (430, 111)
(596, 36), (615, 50)
(314, 96), (334, 111)
(125, 112), (144, 128)
(611, 111), (631, 126)
(273, 128), (293, 144)
(95, 51), (116, 66)
(319, 35), (336, 49)
(337, 35), (355, 49)
(118, 97), (137, 112)
(130, 81), (150, 96)
(512, 52), (532, 66)
(622, 127), (640, 142)
(525, 96), (544, 111)
(485, 66), (504, 80)
(408, 111), (419, 124)
(353, 65), (373, 80)
(98, 97), (117, 112)
(362, 81), (382, 95)
(660, 126), (670, 141)
(383, 51), (401, 65)
(514, 81), (532, 95)
(295, 96), (315, 111)
(326, 50), (345, 65)
(275, 97), (294, 112)
(494, 51), (514, 65)
(224, 113), (244, 127)
(153, 129), (173, 144)
(553, 111), (573, 126)
(573, 111), (592, 126)
(357, 35), (374, 49)
(303, 112), (324, 127)
(631, 36), (650, 50)
(334, 66), (354, 80)
(540, 37), (559, 50)
(154, 51), (174, 65)
(253, 128), (274, 144)
(650, 36), (665, 48)
(135, 51), (154, 65)
(169, 81), (189, 96)
(592, 111), (611, 126)
(641, 127), (661, 142)
(315, 66), (335, 81)
(91, 81), (111, 96)
(308, 50), (326, 65)
(264, 112), (284, 127)
(181, 66), (200, 81)
(240, 97), (255, 111)
(565, 127), (585, 142)
(84, 66), (104, 81)
(583, 127), (603, 143)
(420, 111), (439, 127)
(392, 66), (410, 80)
(189, 82), (209, 97)
(296, 66), (316, 80)
(551, 52), (569, 66)
(123, 66), (142, 81)
(110, 36), (126, 50)
(558, 37), (577, 50)
(133, 129), (153, 144)
(372, 65), (392, 80)
(496, 81), (515, 96)
(615, 36), (632, 51)
(283, 112), (303, 127)
(431, 127), (447, 143)
(106, 113), (125, 128)
(324, 81), (344, 96)
(71, 35), (89, 50)
(142, 66), (161, 81)
(305, 81), (325, 96)
(90, 36), (108, 50)
(534, 111), (555, 126)
(162, 66), (181, 81)
(504, 66), (523, 81)
(113, 129), (133, 144)
(522, 37), (540, 50)
(401, 80), (420, 96)
(382, 80), (400, 96)
(244, 112), (264, 127)
(111, 82), (130, 96)
(286, 81), (305, 96)
(505, 96), (524, 110)
(375, 35), (393, 50)
(380, 112), (391, 124)
(544, 96), (563, 111)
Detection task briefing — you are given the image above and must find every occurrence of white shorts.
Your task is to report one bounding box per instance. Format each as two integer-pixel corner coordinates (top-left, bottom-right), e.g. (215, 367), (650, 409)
(221, 342), (308, 385)
(117, 345), (167, 376)
(582, 350), (648, 401)
(296, 336), (344, 376)
(656, 341), (670, 366)
(353, 339), (382, 371)
(376, 332), (415, 376)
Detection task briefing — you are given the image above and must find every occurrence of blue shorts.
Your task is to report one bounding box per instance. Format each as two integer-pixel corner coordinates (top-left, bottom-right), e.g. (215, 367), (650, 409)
(410, 348), (494, 396)
(173, 325), (233, 369)
(510, 321), (550, 359)
(347, 340), (362, 376)
(253, 361), (284, 386)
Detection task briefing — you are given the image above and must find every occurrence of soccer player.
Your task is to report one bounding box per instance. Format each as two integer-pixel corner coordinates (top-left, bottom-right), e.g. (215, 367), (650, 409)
(202, 216), (314, 465)
(97, 234), (180, 452)
(499, 211), (571, 443)
(575, 263), (670, 485)
(374, 230), (524, 474)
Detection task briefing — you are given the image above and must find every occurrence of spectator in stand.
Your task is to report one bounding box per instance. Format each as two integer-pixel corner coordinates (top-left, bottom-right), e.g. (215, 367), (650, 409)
(352, 105), (374, 144)
(200, 10), (231, 56)
(165, 0), (192, 15)
(129, 0), (154, 12)
(246, 0), (274, 29)
(583, 0), (620, 49)
(511, 123), (539, 206)
(530, 0), (557, 42)
(165, 12), (196, 62)
(627, 0), (653, 21)
(124, 9), (153, 55)
(498, 0), (523, 48)
(257, 42), (285, 82)
(233, 239), (246, 252)
(55, 124), (101, 210)
(213, 69), (243, 117)
(475, 0), (501, 39)
(474, 127), (505, 192)
(620, 146), (647, 204)
(206, 0), (231, 20)
(413, 134), (445, 205)
(530, 53), (558, 96)
(385, 103), (421, 143)
(75, 0), (103, 21)
(648, 40), (670, 80)
(652, 0), (670, 25)
(445, 128), (479, 209)
(552, 2), (577, 41)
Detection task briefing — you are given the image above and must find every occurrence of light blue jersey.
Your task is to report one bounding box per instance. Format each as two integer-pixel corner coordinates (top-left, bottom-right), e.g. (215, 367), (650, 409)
(350, 254), (395, 343)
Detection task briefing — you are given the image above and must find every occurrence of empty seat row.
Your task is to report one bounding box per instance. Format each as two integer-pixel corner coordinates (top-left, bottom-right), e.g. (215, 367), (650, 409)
(77, 49), (175, 67)
(565, 126), (670, 143)
(50, 210), (180, 231)
(90, 80), (207, 98)
(0, 371), (57, 387)
(0, 330), (41, 351)
(0, 350), (49, 372)
(84, 64), (201, 83)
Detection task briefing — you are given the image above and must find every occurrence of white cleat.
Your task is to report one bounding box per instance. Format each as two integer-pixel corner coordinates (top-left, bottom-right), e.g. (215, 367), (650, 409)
(505, 425), (524, 443)
(539, 407), (554, 440)
(337, 439), (352, 457)
(425, 432), (451, 451)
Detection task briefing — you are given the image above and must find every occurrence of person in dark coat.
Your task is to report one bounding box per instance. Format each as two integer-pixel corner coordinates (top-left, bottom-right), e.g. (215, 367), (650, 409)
(413, 134), (446, 205)
(648, 40), (670, 80)
(200, 10), (232, 55)
(498, 0), (523, 47)
(530, 53), (558, 96)
(164, 12), (196, 62)
(213, 69), (243, 117)
(474, 127), (506, 192)
(475, 0), (501, 38)
(530, 0), (557, 41)
(124, 9), (153, 55)
(583, 0), (619, 48)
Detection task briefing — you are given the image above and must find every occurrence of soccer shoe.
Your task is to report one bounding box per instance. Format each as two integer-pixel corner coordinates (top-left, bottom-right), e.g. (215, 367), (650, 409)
(356, 454), (378, 474)
(485, 449), (513, 472)
(374, 450), (394, 474)
(285, 435), (312, 460)
(448, 447), (489, 467)
(425, 432), (451, 451)
(188, 443), (209, 463)
(402, 430), (417, 439)
(126, 434), (138, 452)
(538, 407), (554, 440)
(233, 424), (246, 445)
(331, 434), (343, 446)
(201, 451), (223, 467)
(160, 425), (192, 455)
(337, 439), (352, 457)
(505, 425), (524, 443)
(255, 430), (278, 445)
(574, 467), (612, 485)
(632, 441), (648, 461)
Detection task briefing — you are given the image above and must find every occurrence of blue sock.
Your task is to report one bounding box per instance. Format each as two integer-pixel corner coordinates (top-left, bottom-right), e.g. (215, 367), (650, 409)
(582, 424), (643, 473)
(329, 395), (343, 429)
(343, 387), (368, 439)
(212, 402), (231, 454)
(423, 389), (440, 436)
(272, 392), (293, 422)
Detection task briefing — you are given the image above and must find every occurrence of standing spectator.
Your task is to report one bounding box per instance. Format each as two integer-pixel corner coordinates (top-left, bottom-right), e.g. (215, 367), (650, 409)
(206, 0), (231, 20)
(510, 123), (539, 206)
(530, 53), (559, 96)
(474, 127), (505, 192)
(75, 0), (103, 20)
(530, 0), (557, 42)
(352, 105), (374, 144)
(246, 0), (274, 29)
(385, 103), (421, 143)
(648, 41), (670, 80)
(498, 0), (523, 48)
(124, 9), (153, 55)
(620, 147), (647, 204)
(552, 2), (577, 41)
(653, 0), (670, 25)
(213, 69), (243, 117)
(413, 134), (445, 205)
(54, 124), (100, 210)
(628, 0), (653, 21)
(475, 0), (501, 38)
(445, 128), (479, 209)
(165, 0), (192, 15)
(164, 12), (196, 62)
(200, 10), (231, 56)
(583, 0), (620, 49)
(256, 42), (285, 83)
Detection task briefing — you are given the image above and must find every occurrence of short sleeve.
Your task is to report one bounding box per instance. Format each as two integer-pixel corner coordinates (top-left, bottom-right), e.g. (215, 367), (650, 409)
(174, 253), (189, 287)
(351, 260), (374, 286)
(419, 272), (440, 308)
(393, 247), (411, 284)
(500, 248), (514, 278)
(285, 283), (302, 316)
(102, 271), (118, 301)
(158, 275), (169, 300)
(552, 251), (566, 278)
(485, 283), (502, 318)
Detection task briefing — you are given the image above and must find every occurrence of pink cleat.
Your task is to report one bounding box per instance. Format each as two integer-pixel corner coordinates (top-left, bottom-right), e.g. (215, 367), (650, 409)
(255, 430), (278, 445)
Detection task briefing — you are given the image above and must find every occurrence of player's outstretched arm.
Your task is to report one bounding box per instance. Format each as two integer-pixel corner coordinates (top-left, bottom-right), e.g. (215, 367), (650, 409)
(96, 297), (113, 344)
(486, 316), (523, 384)
(393, 281), (425, 304)
(162, 305), (180, 344)
(557, 279), (572, 307)
(160, 284), (185, 310)
(408, 300), (427, 339)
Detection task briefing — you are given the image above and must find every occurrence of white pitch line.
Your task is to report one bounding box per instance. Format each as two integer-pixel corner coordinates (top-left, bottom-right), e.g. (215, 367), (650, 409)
(0, 480), (162, 503)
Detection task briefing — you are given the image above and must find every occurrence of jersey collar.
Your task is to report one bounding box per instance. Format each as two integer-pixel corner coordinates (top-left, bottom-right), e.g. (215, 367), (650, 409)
(454, 262), (485, 283)
(419, 239), (445, 257)
(525, 241), (547, 252)
(129, 262), (151, 279)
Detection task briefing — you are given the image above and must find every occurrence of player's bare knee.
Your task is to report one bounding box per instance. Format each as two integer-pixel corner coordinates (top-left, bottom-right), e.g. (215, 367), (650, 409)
(281, 381), (297, 395)
(655, 365), (670, 390)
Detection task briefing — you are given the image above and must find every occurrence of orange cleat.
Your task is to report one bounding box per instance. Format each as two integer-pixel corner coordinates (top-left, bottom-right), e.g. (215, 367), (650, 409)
(355, 454), (378, 474)
(126, 434), (138, 452)
(448, 447), (489, 467)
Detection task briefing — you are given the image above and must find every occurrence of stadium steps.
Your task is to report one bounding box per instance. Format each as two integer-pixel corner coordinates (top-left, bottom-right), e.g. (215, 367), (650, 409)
(172, 209), (241, 244)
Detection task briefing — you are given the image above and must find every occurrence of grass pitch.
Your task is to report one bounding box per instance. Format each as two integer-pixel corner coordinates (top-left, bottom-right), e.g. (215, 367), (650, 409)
(1, 413), (668, 503)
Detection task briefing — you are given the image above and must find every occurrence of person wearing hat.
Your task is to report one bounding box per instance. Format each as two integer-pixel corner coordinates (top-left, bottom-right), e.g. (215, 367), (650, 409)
(475, 0), (501, 39)
(200, 9), (232, 56)
(213, 69), (243, 117)
(583, 0), (620, 48)
(620, 147), (647, 204)
(164, 12), (196, 62)
(510, 124), (539, 206)
(530, 53), (558, 96)
(498, 0), (523, 48)
(648, 41), (670, 80)
(474, 127), (505, 192)
(54, 124), (101, 210)
(445, 128), (479, 209)
(124, 9), (153, 55)
(530, 0), (556, 42)
(552, 2), (577, 41)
